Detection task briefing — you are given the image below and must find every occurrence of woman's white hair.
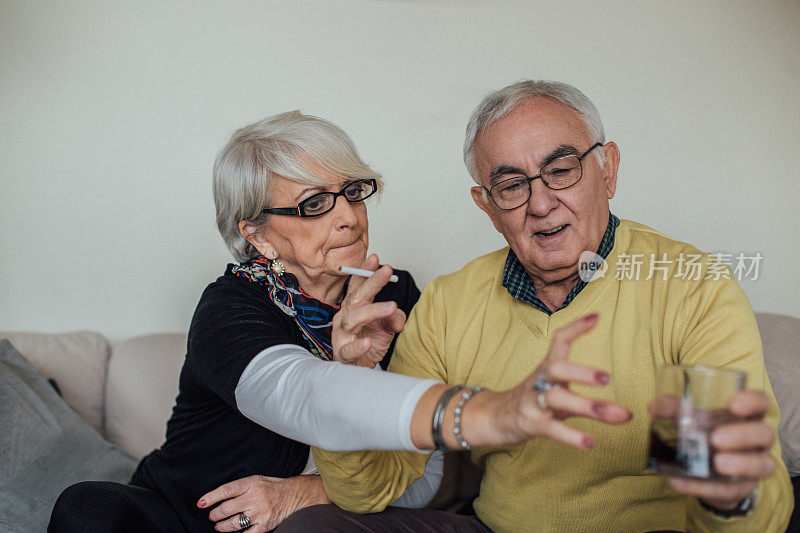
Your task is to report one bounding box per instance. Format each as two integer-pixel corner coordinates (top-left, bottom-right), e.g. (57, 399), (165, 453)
(463, 80), (606, 183)
(213, 111), (383, 262)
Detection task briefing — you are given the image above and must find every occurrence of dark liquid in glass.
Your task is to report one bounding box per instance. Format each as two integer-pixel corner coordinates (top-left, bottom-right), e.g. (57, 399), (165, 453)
(647, 407), (736, 480)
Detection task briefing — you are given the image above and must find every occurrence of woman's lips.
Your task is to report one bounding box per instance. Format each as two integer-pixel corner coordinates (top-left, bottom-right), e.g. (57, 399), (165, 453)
(330, 239), (363, 251)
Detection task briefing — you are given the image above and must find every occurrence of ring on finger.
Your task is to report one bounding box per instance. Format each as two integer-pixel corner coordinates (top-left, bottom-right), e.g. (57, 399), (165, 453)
(532, 371), (560, 393)
(238, 513), (251, 529)
(537, 390), (550, 410)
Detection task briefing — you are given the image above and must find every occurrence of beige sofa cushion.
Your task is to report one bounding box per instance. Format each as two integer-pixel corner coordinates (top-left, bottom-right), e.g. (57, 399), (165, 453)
(105, 333), (186, 459)
(0, 331), (109, 434)
(756, 312), (800, 477)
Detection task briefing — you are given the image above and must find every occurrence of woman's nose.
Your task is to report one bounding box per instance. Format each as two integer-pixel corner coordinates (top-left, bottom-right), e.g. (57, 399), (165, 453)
(331, 195), (358, 227)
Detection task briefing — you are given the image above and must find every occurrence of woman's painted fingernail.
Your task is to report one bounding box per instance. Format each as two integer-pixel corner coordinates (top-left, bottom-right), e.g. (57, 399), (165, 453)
(592, 403), (606, 416)
(585, 313), (599, 323)
(583, 435), (595, 448)
(596, 372), (610, 384)
(197, 499), (206, 508)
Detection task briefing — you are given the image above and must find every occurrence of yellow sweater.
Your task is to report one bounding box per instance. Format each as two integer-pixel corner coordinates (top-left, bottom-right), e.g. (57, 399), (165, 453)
(313, 220), (793, 532)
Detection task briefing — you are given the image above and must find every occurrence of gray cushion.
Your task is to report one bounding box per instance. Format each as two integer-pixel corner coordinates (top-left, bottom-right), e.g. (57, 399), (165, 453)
(756, 312), (800, 477)
(0, 339), (137, 533)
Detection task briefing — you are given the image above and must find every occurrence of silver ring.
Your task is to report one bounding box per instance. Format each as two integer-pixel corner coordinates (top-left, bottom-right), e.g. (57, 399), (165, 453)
(238, 513), (251, 529)
(537, 390), (549, 410)
(532, 371), (553, 393)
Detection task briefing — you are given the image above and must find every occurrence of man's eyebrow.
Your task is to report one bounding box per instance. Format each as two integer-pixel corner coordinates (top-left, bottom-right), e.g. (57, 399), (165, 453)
(541, 145), (579, 167)
(488, 145), (580, 185)
(489, 165), (527, 184)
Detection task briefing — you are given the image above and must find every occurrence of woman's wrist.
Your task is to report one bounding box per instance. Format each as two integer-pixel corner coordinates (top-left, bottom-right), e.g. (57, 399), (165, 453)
(459, 388), (501, 447)
(410, 383), (503, 450)
(296, 475), (330, 507)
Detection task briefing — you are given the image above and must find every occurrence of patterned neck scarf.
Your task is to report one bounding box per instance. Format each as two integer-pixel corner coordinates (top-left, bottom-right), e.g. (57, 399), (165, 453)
(231, 257), (340, 361)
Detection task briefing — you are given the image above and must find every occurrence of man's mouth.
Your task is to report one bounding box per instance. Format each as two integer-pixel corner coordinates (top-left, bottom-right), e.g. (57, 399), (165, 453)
(535, 225), (567, 237)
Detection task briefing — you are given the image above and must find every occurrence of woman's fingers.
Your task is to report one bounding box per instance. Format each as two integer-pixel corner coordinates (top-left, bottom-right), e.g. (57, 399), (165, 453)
(336, 337), (371, 364)
(339, 301), (398, 332)
(351, 264), (395, 303)
(547, 314), (598, 360)
(546, 359), (610, 387)
(544, 387), (631, 424)
(213, 509), (256, 532)
(379, 309), (406, 334)
(208, 495), (245, 522)
(360, 253), (380, 272)
(539, 419), (596, 450)
(340, 254), (379, 299)
(198, 477), (250, 509)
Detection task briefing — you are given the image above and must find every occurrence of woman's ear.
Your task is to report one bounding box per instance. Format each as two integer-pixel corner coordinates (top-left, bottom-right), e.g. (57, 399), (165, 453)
(238, 220), (277, 259)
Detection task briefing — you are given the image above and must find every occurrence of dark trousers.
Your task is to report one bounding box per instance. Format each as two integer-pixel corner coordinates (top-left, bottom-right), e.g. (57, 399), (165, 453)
(48, 481), (185, 533)
(49, 482), (491, 533)
(276, 504), (492, 532)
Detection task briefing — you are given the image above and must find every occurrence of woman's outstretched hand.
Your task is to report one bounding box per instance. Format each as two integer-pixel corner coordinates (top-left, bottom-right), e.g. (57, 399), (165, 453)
(332, 254), (406, 367)
(412, 314), (633, 450)
(197, 474), (328, 532)
(476, 314), (632, 448)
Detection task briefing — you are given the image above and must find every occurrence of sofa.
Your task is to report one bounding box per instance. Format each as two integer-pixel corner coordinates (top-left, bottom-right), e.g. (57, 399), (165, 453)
(1, 313), (799, 532)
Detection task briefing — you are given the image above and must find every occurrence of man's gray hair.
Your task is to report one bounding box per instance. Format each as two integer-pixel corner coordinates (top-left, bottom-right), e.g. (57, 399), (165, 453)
(463, 80), (606, 183)
(213, 111), (383, 262)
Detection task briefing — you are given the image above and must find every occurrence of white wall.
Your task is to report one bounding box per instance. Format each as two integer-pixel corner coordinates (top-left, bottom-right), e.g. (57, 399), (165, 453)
(2, 0), (798, 340)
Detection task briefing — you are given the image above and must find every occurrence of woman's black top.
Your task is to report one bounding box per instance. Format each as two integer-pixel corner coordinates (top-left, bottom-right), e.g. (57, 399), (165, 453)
(131, 265), (420, 532)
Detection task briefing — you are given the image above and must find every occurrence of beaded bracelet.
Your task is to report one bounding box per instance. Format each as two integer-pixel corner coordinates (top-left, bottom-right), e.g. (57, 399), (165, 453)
(432, 385), (465, 451)
(453, 386), (485, 450)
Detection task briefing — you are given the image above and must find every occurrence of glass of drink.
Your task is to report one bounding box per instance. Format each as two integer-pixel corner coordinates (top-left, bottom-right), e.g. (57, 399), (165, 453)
(647, 365), (746, 480)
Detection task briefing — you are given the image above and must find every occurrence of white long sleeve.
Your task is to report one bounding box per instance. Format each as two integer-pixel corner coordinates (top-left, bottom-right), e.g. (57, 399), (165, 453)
(234, 344), (439, 452)
(390, 449), (444, 508)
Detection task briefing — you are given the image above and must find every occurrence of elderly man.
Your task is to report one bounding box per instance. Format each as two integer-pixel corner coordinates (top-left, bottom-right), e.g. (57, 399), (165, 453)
(291, 81), (793, 532)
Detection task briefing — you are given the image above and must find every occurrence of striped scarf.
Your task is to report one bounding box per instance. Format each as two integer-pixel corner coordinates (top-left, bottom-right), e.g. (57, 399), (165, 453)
(231, 257), (339, 361)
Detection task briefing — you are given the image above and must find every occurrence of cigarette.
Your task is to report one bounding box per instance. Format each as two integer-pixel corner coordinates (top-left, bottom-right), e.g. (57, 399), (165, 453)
(339, 265), (398, 282)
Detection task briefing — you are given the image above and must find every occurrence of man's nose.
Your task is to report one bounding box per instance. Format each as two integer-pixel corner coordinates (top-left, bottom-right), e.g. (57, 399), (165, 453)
(526, 179), (559, 216)
(331, 195), (358, 227)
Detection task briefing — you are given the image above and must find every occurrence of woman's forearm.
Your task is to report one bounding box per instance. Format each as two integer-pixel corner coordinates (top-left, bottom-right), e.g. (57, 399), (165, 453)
(235, 344), (439, 451)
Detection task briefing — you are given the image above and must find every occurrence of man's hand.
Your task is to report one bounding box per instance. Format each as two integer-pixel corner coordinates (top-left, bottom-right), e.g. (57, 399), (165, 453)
(332, 254), (406, 367)
(197, 474), (329, 532)
(668, 390), (775, 512)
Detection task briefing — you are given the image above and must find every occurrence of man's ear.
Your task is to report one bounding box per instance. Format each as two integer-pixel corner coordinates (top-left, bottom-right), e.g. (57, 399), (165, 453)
(238, 220), (277, 259)
(470, 186), (505, 234)
(600, 142), (620, 199)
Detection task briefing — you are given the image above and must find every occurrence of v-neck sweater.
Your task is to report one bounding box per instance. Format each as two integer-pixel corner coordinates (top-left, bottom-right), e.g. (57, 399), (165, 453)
(313, 219), (792, 533)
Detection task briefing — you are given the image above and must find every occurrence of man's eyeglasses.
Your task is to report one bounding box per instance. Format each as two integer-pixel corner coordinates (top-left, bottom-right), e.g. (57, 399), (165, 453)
(262, 179), (378, 218)
(484, 142), (604, 211)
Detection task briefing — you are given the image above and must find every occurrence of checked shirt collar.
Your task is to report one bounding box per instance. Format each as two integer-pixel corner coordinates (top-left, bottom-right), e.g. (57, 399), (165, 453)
(502, 213), (620, 315)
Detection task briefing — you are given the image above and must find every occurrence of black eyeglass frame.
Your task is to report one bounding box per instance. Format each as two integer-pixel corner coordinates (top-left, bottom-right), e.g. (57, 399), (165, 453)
(483, 142), (604, 211)
(261, 178), (378, 218)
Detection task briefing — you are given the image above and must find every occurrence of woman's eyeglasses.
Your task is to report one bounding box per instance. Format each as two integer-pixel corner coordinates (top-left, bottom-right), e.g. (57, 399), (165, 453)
(262, 179), (378, 218)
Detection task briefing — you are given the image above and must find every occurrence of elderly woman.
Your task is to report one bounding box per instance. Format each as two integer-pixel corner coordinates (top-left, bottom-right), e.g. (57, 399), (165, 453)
(49, 112), (447, 532)
(50, 111), (630, 533)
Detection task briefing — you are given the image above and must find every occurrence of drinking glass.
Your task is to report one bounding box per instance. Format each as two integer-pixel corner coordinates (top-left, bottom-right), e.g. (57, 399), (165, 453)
(647, 365), (746, 480)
